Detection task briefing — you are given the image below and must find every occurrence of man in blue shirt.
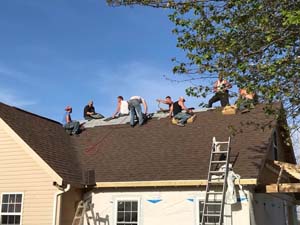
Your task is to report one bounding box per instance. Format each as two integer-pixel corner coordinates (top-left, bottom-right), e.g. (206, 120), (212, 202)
(62, 106), (80, 135)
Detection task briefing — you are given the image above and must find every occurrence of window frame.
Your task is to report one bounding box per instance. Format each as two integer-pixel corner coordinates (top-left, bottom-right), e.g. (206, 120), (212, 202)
(0, 192), (24, 225)
(113, 196), (141, 225)
(194, 196), (222, 225)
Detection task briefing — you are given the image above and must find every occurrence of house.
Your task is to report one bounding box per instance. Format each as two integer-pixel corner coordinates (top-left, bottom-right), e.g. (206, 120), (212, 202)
(0, 102), (298, 225)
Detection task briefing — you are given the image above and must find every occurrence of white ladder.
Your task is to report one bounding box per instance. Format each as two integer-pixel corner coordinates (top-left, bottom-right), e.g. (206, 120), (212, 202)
(72, 200), (86, 225)
(200, 137), (231, 225)
(71, 200), (96, 225)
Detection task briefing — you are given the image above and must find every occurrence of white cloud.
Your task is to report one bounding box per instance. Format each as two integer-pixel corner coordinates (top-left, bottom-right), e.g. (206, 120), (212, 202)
(0, 63), (32, 84)
(0, 89), (37, 108)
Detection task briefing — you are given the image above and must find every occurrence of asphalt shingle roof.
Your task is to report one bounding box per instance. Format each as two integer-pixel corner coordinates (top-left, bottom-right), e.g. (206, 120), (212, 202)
(73, 104), (281, 182)
(1, 102), (292, 185)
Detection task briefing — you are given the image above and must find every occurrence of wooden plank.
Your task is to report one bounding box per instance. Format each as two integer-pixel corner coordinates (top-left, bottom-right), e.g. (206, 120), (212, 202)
(274, 161), (300, 180)
(96, 179), (257, 188)
(265, 183), (300, 193)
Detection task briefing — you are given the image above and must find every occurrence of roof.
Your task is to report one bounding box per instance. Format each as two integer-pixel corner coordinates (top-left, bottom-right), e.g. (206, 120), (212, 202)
(73, 104), (284, 183)
(0, 102), (83, 186)
(0, 102), (292, 186)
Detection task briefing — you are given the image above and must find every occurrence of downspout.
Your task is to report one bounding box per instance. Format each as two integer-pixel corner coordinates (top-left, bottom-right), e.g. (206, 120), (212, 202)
(52, 183), (71, 225)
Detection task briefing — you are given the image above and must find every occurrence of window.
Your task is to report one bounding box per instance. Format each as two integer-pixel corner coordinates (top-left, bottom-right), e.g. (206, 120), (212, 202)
(198, 200), (221, 225)
(115, 199), (139, 225)
(1, 193), (23, 225)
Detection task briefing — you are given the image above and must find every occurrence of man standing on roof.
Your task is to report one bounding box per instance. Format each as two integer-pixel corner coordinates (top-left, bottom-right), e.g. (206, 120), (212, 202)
(62, 106), (80, 135)
(83, 100), (104, 120)
(169, 97), (191, 127)
(156, 96), (173, 112)
(128, 96), (148, 127)
(112, 96), (129, 118)
(208, 72), (232, 108)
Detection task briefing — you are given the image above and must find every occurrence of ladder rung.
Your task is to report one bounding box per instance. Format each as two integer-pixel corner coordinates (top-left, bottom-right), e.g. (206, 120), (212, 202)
(206, 192), (223, 195)
(209, 171), (225, 174)
(211, 160), (226, 163)
(215, 141), (229, 144)
(212, 151), (228, 154)
(208, 181), (224, 184)
(203, 213), (221, 217)
(205, 202), (222, 205)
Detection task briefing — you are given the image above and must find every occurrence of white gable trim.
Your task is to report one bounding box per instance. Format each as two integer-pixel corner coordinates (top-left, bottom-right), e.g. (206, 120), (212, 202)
(0, 118), (62, 184)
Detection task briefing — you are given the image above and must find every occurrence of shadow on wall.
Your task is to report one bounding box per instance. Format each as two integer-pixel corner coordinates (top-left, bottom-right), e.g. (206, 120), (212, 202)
(86, 203), (110, 225)
(96, 213), (110, 225)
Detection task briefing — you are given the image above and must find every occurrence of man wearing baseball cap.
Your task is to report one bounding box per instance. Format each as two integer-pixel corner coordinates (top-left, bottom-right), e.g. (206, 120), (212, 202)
(62, 106), (80, 135)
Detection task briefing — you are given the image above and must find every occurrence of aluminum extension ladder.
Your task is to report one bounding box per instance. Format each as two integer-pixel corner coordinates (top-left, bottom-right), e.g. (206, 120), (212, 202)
(71, 200), (96, 225)
(200, 137), (231, 225)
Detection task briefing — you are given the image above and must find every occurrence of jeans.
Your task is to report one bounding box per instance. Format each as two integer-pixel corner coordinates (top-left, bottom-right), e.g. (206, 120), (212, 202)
(64, 121), (80, 134)
(174, 112), (191, 125)
(208, 91), (229, 107)
(84, 113), (104, 120)
(128, 99), (144, 126)
(237, 98), (255, 110)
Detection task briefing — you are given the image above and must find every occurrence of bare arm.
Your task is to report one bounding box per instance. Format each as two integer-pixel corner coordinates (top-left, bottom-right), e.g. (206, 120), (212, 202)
(179, 101), (188, 111)
(156, 99), (168, 104)
(66, 113), (71, 123)
(142, 99), (148, 114)
(112, 102), (121, 118)
(169, 104), (173, 117)
(213, 81), (218, 92)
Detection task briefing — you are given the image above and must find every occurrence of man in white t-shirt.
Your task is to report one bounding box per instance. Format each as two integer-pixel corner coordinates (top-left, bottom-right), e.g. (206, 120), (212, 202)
(128, 96), (148, 126)
(112, 96), (129, 118)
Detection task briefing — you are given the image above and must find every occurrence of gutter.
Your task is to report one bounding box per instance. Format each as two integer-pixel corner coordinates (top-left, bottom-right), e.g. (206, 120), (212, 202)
(52, 182), (71, 225)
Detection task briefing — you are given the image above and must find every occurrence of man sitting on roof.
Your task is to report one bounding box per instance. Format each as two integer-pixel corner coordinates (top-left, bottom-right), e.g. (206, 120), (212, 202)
(128, 96), (148, 127)
(62, 106), (80, 135)
(208, 72), (232, 108)
(156, 96), (173, 113)
(237, 88), (258, 113)
(83, 100), (104, 120)
(169, 97), (191, 127)
(112, 96), (129, 118)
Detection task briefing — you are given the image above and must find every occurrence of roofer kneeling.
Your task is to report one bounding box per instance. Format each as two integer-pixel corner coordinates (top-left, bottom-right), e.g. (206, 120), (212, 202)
(169, 97), (191, 127)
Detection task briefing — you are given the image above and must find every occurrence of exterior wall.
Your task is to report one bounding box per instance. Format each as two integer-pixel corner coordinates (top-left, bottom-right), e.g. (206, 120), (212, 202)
(252, 193), (297, 225)
(266, 126), (294, 163)
(84, 188), (251, 225)
(0, 123), (59, 225)
(60, 188), (83, 225)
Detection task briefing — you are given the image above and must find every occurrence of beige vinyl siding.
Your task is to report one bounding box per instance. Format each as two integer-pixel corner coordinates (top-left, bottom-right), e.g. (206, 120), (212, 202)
(0, 124), (58, 225)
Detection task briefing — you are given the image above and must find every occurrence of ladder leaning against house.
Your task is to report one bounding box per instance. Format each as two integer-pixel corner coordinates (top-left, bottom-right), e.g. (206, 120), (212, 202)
(200, 137), (231, 225)
(71, 199), (96, 225)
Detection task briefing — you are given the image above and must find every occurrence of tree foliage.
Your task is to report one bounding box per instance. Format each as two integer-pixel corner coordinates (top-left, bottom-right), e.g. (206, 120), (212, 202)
(107, 0), (300, 131)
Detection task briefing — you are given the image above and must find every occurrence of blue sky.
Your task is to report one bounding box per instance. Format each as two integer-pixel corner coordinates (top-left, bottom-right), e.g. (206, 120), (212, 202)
(0, 0), (214, 121)
(0, 0), (299, 155)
